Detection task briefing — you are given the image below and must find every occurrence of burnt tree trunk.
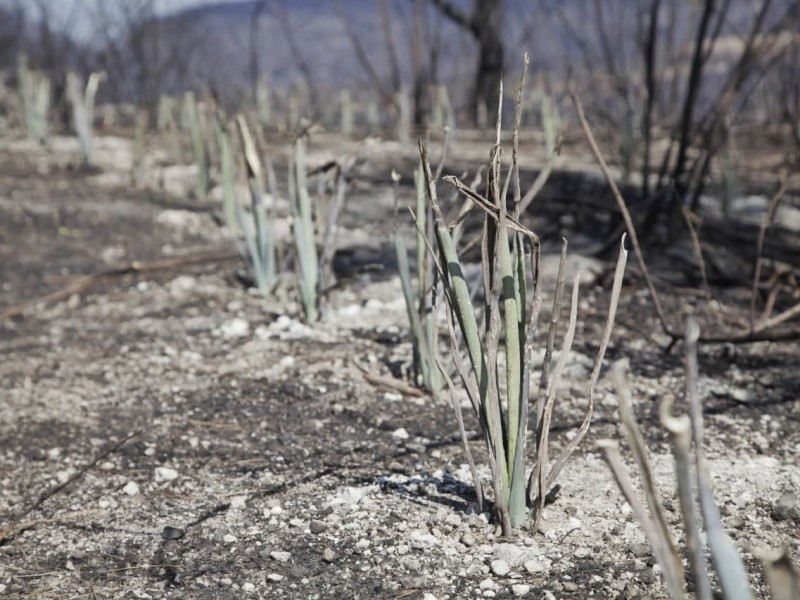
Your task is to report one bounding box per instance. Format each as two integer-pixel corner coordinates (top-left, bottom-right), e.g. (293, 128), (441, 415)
(430, 0), (504, 125)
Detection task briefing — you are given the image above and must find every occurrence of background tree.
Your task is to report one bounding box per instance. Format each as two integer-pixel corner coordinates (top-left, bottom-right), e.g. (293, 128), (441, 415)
(0, 1), (26, 70)
(429, 0), (503, 126)
(249, 0), (268, 102)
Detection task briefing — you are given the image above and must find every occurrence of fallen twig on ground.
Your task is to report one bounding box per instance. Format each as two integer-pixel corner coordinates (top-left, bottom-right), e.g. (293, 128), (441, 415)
(353, 360), (427, 398)
(1, 251), (239, 321)
(0, 429), (142, 545)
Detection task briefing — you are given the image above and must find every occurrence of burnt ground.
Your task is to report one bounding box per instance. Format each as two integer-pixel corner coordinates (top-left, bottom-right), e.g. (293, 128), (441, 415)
(0, 132), (799, 600)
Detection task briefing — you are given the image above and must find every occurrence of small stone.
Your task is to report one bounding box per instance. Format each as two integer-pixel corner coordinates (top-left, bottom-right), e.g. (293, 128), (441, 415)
(323, 548), (339, 562)
(640, 570), (655, 584)
(523, 559), (545, 574)
(242, 582), (255, 592)
(422, 594), (438, 600)
(122, 481), (140, 496)
(491, 559), (510, 577)
(267, 573), (284, 582)
(479, 578), (496, 590)
(494, 543), (529, 567)
(630, 543), (651, 558)
(65, 560), (75, 571)
(460, 532), (476, 547)
(310, 520), (328, 534)
(161, 526), (185, 540)
(392, 428), (410, 440)
(154, 467), (178, 483)
(563, 581), (578, 592)
(223, 534), (237, 544)
(403, 575), (428, 588)
(270, 551), (291, 563)
(728, 516), (745, 529)
(220, 318), (250, 339)
(409, 530), (438, 549)
(402, 557), (422, 572)
(511, 584), (531, 597)
(542, 592), (556, 600)
(772, 492), (800, 523)
(573, 547), (590, 559)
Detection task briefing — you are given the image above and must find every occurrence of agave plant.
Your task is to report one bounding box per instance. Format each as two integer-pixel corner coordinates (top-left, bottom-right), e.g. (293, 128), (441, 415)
(17, 55), (51, 145)
(600, 318), (800, 599)
(215, 114), (277, 295)
(419, 56), (627, 534)
(65, 70), (105, 166)
(393, 163), (442, 397)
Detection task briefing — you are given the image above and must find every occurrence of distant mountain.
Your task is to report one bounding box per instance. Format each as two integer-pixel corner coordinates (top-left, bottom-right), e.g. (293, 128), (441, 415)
(163, 0), (469, 92)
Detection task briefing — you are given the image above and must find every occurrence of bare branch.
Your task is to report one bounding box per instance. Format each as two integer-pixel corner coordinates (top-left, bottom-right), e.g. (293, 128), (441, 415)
(334, 0), (395, 107)
(428, 0), (477, 35)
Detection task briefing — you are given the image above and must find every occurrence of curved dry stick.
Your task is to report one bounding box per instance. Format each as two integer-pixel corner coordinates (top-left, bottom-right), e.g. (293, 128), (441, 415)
(574, 95), (675, 340)
(544, 235), (628, 492)
(750, 175), (788, 332)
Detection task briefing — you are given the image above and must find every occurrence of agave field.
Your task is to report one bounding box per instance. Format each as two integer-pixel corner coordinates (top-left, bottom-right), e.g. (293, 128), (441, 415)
(1, 64), (799, 599)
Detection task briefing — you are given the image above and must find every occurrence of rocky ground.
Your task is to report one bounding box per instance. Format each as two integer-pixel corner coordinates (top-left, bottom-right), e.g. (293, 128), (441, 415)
(0, 131), (798, 599)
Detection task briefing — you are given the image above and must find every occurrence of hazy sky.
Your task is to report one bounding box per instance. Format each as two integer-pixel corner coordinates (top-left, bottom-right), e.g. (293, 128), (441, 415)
(3, 0), (243, 41)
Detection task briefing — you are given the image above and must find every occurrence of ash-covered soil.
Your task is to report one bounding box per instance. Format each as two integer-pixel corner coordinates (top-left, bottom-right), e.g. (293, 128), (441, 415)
(1, 133), (798, 599)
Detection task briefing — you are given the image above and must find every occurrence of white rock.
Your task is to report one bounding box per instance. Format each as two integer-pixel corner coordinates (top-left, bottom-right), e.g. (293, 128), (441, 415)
(512, 584), (531, 597)
(230, 496), (247, 509)
(267, 573), (284, 582)
(479, 578), (496, 590)
(156, 209), (204, 232)
(223, 534), (237, 544)
(154, 467), (178, 483)
(270, 551), (291, 562)
(122, 481), (140, 496)
(494, 543), (533, 567)
(409, 530), (438, 549)
(523, 558), (546, 574)
(392, 427), (410, 440)
(491, 559), (510, 576)
(220, 318), (250, 339)
(326, 485), (377, 509)
(422, 594), (438, 600)
(168, 275), (198, 294)
(242, 582), (255, 592)
(574, 547), (590, 559)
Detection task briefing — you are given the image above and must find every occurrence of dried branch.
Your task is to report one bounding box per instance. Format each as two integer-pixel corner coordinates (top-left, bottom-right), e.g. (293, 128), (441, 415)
(574, 95), (675, 339)
(750, 175), (788, 332)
